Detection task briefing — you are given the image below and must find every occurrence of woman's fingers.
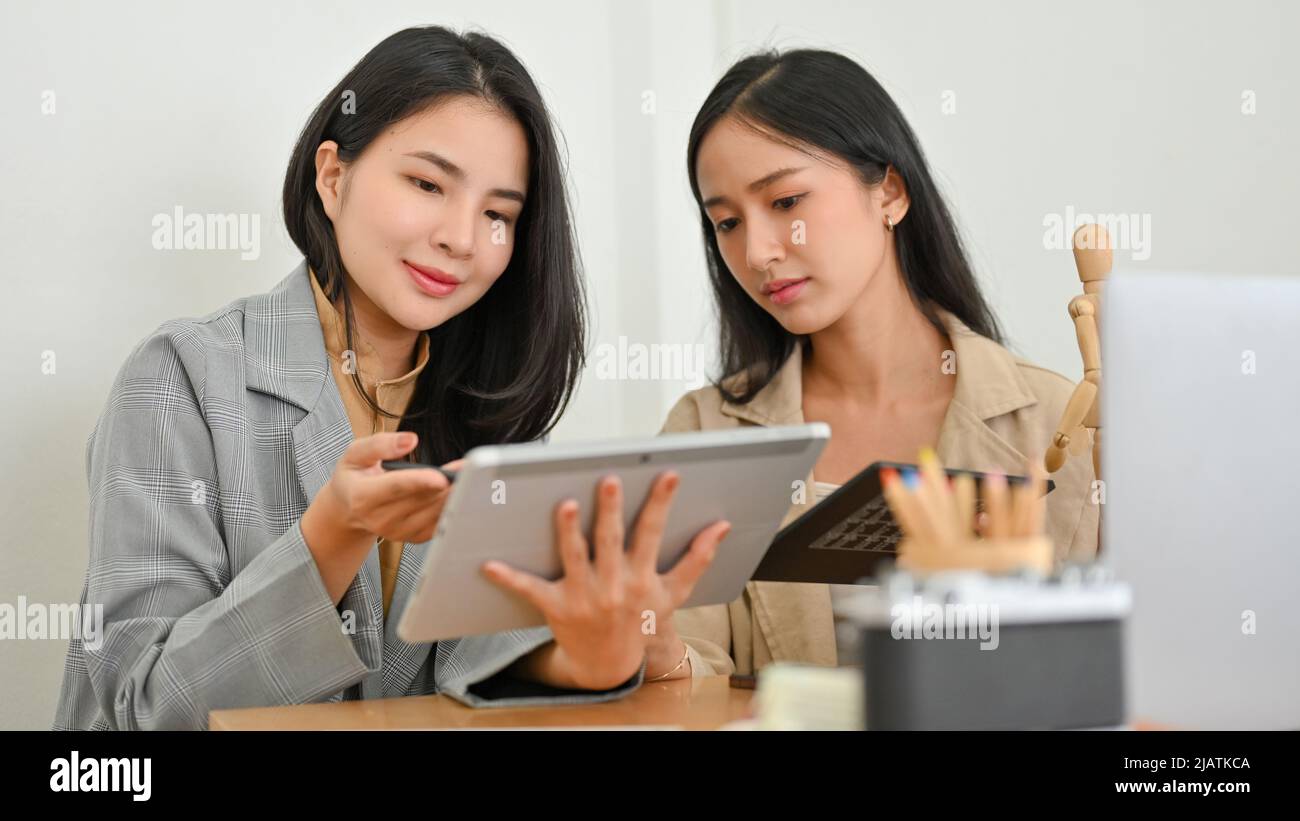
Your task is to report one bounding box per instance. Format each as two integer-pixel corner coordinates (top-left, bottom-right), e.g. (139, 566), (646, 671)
(592, 475), (625, 587)
(369, 469), (448, 505)
(344, 431), (418, 469)
(363, 491), (440, 542)
(553, 498), (591, 586)
(389, 499), (444, 543)
(360, 472), (448, 525)
(345, 466), (450, 542)
(662, 520), (730, 606)
(482, 561), (555, 614)
(629, 471), (680, 573)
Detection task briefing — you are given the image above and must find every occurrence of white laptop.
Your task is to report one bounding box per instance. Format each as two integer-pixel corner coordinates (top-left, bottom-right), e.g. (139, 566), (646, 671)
(1104, 271), (1300, 730)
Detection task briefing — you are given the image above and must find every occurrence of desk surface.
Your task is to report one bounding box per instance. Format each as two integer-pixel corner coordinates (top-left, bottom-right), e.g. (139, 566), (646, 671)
(210, 675), (753, 730)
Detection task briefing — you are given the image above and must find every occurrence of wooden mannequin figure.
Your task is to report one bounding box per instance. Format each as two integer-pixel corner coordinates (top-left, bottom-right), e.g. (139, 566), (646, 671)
(1045, 223), (1111, 479)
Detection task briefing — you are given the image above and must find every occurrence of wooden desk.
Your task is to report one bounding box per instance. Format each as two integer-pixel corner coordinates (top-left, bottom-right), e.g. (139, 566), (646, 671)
(210, 675), (753, 730)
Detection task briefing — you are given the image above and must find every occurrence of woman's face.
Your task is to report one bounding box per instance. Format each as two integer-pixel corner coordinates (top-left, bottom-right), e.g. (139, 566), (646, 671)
(694, 115), (906, 336)
(315, 95), (529, 333)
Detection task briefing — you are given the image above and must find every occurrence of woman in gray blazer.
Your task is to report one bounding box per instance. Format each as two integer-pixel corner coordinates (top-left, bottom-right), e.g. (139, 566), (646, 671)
(53, 26), (729, 730)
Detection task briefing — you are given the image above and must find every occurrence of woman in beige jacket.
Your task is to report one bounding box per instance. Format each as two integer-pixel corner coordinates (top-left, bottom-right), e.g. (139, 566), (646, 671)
(652, 48), (1100, 678)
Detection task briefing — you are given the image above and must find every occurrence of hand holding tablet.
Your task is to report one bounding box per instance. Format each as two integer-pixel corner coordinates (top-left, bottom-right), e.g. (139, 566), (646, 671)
(481, 471), (731, 689)
(301, 432), (455, 603)
(396, 424), (830, 651)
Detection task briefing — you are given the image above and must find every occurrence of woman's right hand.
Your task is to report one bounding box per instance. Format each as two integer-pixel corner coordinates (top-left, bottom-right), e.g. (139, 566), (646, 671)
(482, 472), (730, 690)
(301, 431), (454, 603)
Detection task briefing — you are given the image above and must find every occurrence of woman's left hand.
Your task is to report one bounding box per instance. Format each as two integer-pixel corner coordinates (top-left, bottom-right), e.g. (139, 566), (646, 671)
(482, 471), (731, 691)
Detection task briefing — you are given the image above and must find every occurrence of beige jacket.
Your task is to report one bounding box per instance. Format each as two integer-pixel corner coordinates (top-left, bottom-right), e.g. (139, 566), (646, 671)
(661, 310), (1100, 676)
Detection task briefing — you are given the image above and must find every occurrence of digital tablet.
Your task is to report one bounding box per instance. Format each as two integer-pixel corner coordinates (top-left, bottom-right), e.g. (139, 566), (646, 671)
(750, 461), (1056, 585)
(397, 424), (830, 643)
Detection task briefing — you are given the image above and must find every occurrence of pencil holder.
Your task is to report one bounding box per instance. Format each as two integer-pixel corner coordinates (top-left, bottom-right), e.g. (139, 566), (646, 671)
(838, 565), (1131, 729)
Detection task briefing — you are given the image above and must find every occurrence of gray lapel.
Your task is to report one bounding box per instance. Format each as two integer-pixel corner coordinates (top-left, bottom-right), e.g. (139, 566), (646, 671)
(243, 261), (435, 696)
(380, 540), (438, 695)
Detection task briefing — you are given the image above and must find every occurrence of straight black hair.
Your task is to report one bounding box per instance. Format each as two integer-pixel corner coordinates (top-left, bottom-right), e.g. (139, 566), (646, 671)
(283, 26), (586, 464)
(686, 49), (1003, 404)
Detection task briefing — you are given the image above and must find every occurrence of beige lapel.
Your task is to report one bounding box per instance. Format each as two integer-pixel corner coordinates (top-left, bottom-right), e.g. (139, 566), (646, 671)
(934, 309), (1038, 472)
(720, 350), (835, 665)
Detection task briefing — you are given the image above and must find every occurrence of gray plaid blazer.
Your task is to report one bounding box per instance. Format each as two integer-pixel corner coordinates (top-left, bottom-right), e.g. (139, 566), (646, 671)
(53, 261), (641, 730)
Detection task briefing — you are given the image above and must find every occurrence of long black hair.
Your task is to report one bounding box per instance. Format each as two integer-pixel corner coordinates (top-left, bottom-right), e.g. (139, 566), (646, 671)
(283, 26), (585, 464)
(686, 49), (1003, 404)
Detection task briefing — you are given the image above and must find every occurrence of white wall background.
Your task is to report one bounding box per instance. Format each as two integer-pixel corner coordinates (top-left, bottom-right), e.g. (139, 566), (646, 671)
(2, 0), (1296, 729)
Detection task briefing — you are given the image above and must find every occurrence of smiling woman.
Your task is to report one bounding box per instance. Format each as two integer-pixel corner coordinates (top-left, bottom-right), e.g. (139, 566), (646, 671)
(53, 25), (730, 730)
(281, 31), (579, 447)
(311, 96), (529, 364)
